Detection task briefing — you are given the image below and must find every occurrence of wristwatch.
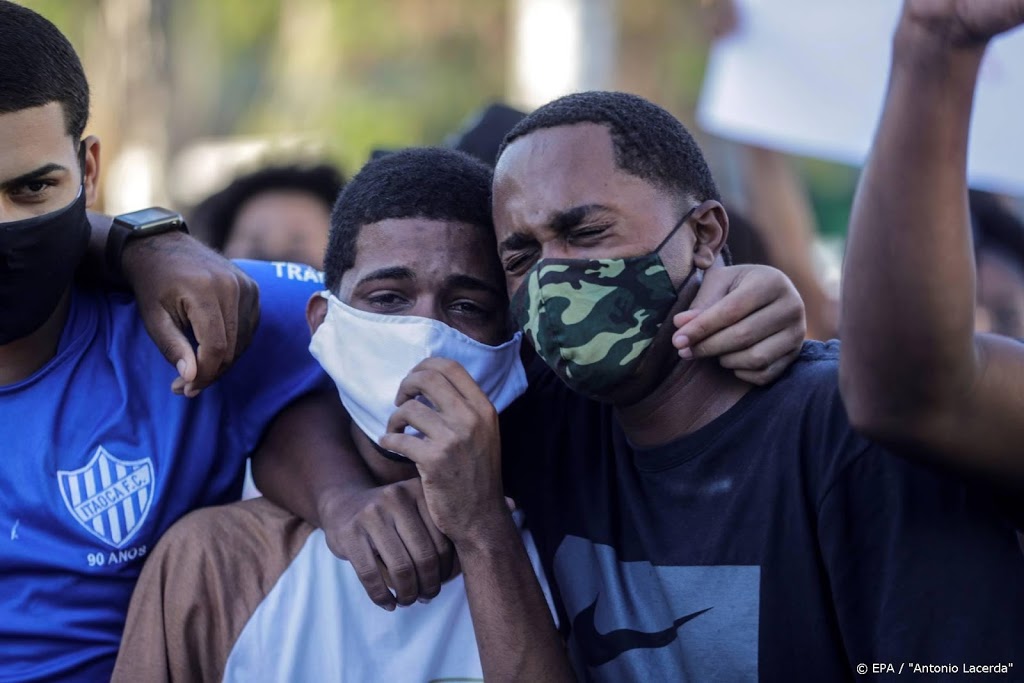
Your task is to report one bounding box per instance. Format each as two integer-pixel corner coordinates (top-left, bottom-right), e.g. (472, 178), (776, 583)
(105, 207), (189, 283)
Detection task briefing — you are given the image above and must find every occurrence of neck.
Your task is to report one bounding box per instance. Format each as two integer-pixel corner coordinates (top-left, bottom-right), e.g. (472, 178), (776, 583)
(0, 290), (72, 386)
(615, 356), (750, 448)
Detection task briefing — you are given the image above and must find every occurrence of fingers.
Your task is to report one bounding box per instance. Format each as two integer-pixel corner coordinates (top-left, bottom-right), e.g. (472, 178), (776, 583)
(672, 310), (701, 337)
(378, 431), (433, 464)
(718, 327), (804, 371)
(170, 357), (196, 396)
(188, 300), (231, 397)
(675, 264), (798, 341)
(395, 367), (466, 412)
(734, 348), (802, 386)
(395, 358), (486, 408)
(674, 289), (775, 356)
(235, 274), (261, 358)
(416, 493), (456, 584)
(322, 480), (454, 610)
(392, 509), (444, 602)
(685, 302), (795, 360)
(219, 282), (242, 375)
(385, 401), (449, 443)
(338, 533), (398, 611)
(369, 530), (420, 608)
(144, 309), (198, 395)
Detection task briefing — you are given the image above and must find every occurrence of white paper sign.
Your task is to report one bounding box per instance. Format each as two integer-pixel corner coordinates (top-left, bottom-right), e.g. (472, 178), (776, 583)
(698, 0), (1024, 195)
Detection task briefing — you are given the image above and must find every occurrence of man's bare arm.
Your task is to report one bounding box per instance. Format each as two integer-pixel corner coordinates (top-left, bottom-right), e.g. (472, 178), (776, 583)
(382, 359), (574, 682)
(839, 0), (1024, 490)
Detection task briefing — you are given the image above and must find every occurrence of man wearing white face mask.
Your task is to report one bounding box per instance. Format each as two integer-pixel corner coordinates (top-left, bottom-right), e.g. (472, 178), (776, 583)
(309, 291), (528, 449)
(112, 148), (569, 682)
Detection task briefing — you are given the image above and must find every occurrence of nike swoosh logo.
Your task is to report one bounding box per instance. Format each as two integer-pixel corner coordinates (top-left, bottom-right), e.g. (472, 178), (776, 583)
(572, 594), (713, 667)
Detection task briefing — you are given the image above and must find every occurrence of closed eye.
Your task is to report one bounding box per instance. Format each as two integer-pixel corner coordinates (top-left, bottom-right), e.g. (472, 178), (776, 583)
(503, 251), (539, 275)
(567, 225), (609, 243)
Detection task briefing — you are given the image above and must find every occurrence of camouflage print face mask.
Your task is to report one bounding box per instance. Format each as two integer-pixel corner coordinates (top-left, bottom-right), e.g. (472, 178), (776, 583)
(510, 206), (699, 398)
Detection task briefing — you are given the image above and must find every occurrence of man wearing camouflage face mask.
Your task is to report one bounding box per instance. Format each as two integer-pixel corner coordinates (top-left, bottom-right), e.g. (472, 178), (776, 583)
(510, 204), (700, 398)
(487, 91), (1024, 680)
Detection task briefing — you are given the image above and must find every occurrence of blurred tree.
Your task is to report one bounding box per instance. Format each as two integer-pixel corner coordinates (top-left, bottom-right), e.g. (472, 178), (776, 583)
(22, 0), (855, 229)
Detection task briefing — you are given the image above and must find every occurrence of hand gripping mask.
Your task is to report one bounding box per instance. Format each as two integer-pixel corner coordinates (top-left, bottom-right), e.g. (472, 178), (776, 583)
(510, 206), (699, 398)
(309, 292), (529, 446)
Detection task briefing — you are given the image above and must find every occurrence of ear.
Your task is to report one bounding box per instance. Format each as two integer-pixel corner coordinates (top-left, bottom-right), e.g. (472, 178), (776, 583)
(81, 136), (101, 209)
(690, 200), (729, 270)
(306, 292), (329, 336)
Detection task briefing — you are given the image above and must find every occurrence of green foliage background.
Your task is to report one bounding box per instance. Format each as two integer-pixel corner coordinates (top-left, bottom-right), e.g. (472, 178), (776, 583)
(23, 0), (855, 233)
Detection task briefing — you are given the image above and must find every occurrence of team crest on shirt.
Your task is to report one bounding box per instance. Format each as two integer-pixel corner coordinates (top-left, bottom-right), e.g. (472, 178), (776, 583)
(58, 446), (154, 549)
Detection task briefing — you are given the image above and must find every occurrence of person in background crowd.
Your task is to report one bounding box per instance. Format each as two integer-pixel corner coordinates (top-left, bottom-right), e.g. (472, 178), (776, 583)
(445, 102), (528, 167)
(730, 144), (839, 340)
(839, 0), (1024, 495)
(191, 163), (344, 268)
(718, 208), (772, 268)
(971, 190), (1024, 339)
(0, 4), (352, 678)
(700, 0), (839, 341)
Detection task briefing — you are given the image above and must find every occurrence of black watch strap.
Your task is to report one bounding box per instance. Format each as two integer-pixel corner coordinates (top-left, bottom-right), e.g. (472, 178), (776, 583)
(105, 207), (188, 284)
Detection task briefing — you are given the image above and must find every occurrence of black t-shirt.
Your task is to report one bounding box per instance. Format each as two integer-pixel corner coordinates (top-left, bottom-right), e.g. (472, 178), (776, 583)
(501, 341), (1024, 682)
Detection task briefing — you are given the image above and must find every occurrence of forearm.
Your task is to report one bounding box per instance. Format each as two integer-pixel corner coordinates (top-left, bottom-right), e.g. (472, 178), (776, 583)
(841, 24), (984, 423)
(457, 512), (574, 683)
(252, 390), (375, 527)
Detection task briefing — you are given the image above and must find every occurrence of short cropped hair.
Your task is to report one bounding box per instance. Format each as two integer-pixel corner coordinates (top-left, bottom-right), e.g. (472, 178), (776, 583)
(324, 147), (494, 291)
(0, 1), (90, 140)
(190, 164), (345, 250)
(499, 91), (720, 205)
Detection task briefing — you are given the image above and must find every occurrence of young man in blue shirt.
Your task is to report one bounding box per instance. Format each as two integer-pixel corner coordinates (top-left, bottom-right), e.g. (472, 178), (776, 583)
(0, 3), (335, 678)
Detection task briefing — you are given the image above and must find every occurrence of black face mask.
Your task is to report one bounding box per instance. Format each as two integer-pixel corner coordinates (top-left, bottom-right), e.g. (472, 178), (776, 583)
(0, 190), (91, 345)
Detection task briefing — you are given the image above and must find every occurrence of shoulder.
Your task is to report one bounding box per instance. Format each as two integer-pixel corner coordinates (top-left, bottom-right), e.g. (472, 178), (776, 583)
(82, 286), (167, 362)
(747, 340), (848, 428)
(753, 340), (883, 494)
(778, 339), (842, 386)
(238, 260), (325, 297)
(233, 260), (325, 334)
(149, 498), (315, 588)
(760, 340), (851, 424)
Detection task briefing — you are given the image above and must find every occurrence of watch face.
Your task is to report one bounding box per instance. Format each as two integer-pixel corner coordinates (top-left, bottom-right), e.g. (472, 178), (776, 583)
(117, 207), (182, 231)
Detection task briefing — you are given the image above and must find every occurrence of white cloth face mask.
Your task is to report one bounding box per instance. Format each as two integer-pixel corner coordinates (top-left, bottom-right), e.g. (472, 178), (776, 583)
(308, 291), (529, 447)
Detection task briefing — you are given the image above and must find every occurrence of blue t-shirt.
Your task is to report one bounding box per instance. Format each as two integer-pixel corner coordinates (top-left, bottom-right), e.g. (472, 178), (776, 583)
(502, 341), (1024, 682)
(0, 260), (328, 682)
